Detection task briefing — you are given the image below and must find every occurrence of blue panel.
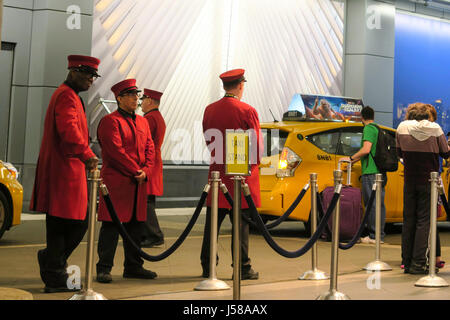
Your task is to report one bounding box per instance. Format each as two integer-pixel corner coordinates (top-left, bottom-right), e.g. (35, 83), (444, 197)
(393, 13), (450, 134)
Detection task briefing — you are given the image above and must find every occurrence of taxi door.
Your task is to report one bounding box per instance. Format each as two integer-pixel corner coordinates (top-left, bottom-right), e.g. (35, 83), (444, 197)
(335, 126), (364, 187)
(335, 126), (400, 222)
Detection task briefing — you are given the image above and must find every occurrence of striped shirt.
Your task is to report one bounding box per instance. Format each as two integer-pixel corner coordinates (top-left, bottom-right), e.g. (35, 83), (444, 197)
(396, 120), (449, 185)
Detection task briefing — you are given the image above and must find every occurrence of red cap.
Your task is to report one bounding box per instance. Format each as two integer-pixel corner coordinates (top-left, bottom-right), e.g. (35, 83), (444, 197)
(111, 79), (141, 98)
(219, 69), (246, 83)
(68, 55), (100, 71)
(143, 89), (163, 101)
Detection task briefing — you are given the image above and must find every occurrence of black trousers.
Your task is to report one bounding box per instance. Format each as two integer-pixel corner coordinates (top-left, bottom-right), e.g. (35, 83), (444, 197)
(200, 207), (252, 272)
(41, 214), (88, 287)
(96, 218), (144, 273)
(142, 195), (164, 242)
(401, 183), (431, 267)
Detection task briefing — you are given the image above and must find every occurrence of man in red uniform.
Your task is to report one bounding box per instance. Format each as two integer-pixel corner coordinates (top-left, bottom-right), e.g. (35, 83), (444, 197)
(96, 79), (157, 283)
(31, 54), (101, 293)
(140, 89), (166, 248)
(200, 69), (263, 280)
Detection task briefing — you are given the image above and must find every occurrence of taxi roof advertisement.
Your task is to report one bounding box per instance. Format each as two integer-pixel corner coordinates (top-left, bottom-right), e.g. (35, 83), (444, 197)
(288, 94), (364, 122)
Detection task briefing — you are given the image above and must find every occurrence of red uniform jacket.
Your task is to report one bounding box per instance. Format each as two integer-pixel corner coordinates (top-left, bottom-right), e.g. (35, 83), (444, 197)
(202, 96), (263, 209)
(30, 83), (95, 220)
(144, 109), (166, 196)
(97, 110), (155, 222)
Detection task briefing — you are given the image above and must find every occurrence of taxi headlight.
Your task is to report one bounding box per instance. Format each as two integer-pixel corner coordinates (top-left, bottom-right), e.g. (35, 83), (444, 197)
(3, 162), (19, 179)
(276, 147), (301, 177)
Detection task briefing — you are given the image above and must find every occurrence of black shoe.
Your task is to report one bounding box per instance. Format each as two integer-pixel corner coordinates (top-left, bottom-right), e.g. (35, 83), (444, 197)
(409, 264), (439, 275)
(233, 268), (259, 280)
(44, 283), (82, 294)
(201, 269), (209, 278)
(141, 239), (164, 248)
(123, 268), (157, 279)
(242, 268), (259, 280)
(44, 283), (83, 293)
(96, 272), (113, 283)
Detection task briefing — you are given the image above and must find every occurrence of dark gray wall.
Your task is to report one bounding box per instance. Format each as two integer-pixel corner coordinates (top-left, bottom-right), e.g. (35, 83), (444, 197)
(157, 165), (209, 208)
(2, 0), (94, 211)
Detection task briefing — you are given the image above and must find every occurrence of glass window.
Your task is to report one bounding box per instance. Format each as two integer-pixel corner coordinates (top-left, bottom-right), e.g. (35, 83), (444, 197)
(306, 130), (340, 154)
(261, 129), (289, 156)
(337, 128), (363, 156)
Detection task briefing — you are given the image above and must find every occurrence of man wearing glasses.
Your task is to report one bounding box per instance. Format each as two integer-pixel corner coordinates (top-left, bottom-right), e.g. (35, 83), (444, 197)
(31, 55), (101, 293)
(96, 79), (157, 283)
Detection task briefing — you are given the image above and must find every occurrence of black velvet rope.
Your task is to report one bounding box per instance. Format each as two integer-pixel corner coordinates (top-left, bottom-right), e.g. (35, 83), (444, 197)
(245, 189), (341, 258)
(101, 187), (208, 262)
(265, 185), (309, 229)
(222, 188), (259, 228)
(222, 184), (309, 229)
(337, 188), (376, 250)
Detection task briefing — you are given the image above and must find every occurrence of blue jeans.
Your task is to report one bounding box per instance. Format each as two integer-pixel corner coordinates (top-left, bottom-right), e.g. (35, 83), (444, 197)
(361, 173), (387, 241)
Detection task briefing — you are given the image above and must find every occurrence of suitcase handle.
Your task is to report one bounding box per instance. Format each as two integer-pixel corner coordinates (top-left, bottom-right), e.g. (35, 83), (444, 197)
(338, 159), (352, 185)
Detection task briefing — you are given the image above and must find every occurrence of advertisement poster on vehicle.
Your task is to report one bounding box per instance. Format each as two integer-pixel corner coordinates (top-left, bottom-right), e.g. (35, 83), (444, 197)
(288, 94), (364, 122)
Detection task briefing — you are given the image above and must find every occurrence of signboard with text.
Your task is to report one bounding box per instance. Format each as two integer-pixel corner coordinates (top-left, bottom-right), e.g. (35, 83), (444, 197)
(225, 131), (250, 176)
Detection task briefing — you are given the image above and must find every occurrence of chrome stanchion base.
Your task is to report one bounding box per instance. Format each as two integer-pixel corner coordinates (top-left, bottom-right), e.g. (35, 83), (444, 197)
(69, 289), (107, 300)
(194, 278), (230, 291)
(415, 275), (449, 287)
(299, 268), (329, 280)
(316, 289), (350, 300)
(363, 260), (392, 272)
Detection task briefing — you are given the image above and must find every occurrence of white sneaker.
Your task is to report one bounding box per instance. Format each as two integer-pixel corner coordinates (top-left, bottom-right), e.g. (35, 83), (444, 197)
(368, 238), (384, 244)
(360, 236), (371, 244)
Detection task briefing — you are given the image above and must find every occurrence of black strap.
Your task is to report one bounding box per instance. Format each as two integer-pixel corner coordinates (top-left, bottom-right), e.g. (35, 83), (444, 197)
(365, 123), (379, 170)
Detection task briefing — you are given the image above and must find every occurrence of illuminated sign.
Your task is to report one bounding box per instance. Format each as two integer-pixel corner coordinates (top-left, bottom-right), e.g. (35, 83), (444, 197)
(287, 94), (364, 122)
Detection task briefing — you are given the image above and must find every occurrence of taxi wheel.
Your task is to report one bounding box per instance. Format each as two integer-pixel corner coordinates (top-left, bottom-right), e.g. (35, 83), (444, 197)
(0, 191), (12, 240)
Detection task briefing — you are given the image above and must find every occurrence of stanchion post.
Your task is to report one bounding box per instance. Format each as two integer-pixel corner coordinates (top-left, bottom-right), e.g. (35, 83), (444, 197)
(317, 169), (349, 300)
(232, 177), (242, 300)
(364, 174), (391, 272)
(70, 169), (106, 300)
(415, 172), (449, 287)
(195, 171), (230, 291)
(300, 173), (328, 280)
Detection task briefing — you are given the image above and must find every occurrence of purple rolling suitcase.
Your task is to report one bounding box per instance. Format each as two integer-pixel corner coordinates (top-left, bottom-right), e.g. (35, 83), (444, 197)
(321, 160), (363, 241)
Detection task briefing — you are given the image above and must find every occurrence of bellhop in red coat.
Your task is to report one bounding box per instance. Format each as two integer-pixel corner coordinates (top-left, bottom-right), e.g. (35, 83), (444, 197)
(200, 68), (262, 280)
(97, 79), (155, 223)
(95, 79), (158, 281)
(141, 89), (166, 196)
(202, 69), (263, 209)
(140, 89), (166, 247)
(30, 55), (101, 220)
(30, 54), (101, 291)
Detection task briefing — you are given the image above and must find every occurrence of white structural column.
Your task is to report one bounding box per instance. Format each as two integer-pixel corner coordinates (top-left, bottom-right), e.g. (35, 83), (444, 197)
(344, 0), (395, 127)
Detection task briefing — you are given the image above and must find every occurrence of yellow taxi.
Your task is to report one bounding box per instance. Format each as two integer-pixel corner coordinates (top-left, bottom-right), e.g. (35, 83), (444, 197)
(0, 161), (23, 239)
(257, 117), (449, 227)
